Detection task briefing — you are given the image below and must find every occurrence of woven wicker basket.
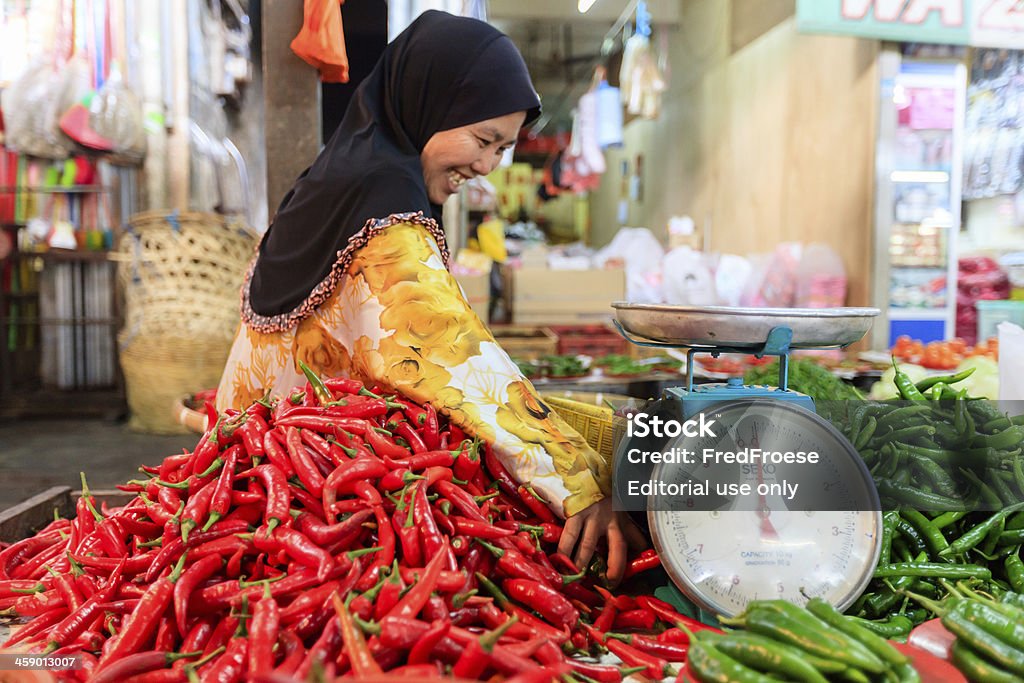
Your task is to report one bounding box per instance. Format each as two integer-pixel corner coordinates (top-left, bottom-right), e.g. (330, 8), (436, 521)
(114, 211), (256, 433)
(543, 392), (641, 464)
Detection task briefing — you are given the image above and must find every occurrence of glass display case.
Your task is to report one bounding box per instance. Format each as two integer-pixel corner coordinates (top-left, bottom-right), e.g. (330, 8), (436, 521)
(872, 48), (965, 349)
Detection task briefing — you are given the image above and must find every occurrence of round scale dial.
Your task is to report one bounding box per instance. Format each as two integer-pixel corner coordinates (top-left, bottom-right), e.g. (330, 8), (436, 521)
(645, 400), (882, 617)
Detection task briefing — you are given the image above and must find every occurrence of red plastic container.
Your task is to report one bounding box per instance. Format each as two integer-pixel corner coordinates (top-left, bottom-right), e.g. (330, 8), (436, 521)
(549, 324), (627, 357)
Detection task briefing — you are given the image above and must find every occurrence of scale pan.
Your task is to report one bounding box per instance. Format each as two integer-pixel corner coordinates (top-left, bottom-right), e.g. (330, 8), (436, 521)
(612, 303), (880, 350)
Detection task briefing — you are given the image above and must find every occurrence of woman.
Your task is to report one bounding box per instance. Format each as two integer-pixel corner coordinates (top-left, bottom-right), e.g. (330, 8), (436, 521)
(217, 10), (644, 582)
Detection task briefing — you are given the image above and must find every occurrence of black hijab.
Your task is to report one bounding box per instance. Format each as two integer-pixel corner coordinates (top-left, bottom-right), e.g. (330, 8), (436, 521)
(248, 10), (541, 319)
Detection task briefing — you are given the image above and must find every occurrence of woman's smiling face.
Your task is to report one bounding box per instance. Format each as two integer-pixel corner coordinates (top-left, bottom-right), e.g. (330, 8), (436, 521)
(420, 111), (526, 204)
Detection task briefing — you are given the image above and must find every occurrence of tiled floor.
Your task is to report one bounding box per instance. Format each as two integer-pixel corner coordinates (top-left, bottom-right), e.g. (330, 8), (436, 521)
(0, 418), (198, 511)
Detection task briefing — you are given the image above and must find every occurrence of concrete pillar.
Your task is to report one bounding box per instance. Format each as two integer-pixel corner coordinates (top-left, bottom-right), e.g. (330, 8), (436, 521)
(261, 0), (321, 216)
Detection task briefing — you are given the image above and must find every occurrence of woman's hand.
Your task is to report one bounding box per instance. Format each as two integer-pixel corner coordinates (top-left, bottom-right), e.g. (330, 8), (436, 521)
(557, 498), (649, 587)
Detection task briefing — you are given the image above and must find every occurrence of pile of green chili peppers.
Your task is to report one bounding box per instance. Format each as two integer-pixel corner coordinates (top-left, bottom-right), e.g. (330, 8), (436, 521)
(685, 598), (919, 682)
(834, 361), (1024, 644)
(907, 584), (1024, 683)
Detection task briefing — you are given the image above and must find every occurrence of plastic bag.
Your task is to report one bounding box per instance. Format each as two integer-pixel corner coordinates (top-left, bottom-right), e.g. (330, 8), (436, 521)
(795, 244), (847, 308)
(89, 64), (147, 163)
(3, 59), (76, 159)
(715, 254), (752, 307)
(291, 0), (350, 84)
(662, 247), (717, 305)
(741, 244), (802, 307)
(593, 227), (664, 303)
(999, 322), (1024, 400)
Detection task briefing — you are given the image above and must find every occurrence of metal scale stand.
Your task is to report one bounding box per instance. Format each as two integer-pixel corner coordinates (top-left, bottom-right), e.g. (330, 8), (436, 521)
(610, 304), (883, 620)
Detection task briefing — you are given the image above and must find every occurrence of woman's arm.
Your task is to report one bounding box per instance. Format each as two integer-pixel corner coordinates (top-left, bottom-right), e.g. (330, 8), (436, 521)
(325, 221), (610, 517)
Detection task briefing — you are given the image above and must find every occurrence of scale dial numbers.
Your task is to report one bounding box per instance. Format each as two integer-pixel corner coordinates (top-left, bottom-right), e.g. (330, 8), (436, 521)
(645, 400), (882, 618)
(651, 509), (879, 616)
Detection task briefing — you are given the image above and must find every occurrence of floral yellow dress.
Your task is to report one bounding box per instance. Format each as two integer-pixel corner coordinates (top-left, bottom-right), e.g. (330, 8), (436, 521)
(218, 213), (610, 517)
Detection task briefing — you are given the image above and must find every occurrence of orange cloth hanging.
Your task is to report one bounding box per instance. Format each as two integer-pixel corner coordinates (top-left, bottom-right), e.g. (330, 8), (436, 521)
(290, 0), (350, 84)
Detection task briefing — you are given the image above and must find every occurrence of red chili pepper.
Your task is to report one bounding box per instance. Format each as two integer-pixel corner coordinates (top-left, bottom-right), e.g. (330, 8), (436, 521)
(364, 426), (410, 459)
(606, 638), (676, 679)
(248, 590), (280, 673)
(323, 376), (367, 395)
(406, 618), (450, 665)
(253, 526), (332, 582)
(333, 592), (383, 675)
(516, 484), (556, 523)
(203, 635), (247, 681)
(503, 578), (579, 629)
(567, 659), (627, 682)
(388, 544), (448, 619)
(390, 448), (458, 471)
(635, 595), (721, 633)
(295, 507), (372, 547)
(451, 616), (519, 678)
(623, 548), (661, 579)
(188, 424), (222, 478)
(203, 445), (239, 532)
(412, 482), (447, 564)
(394, 420), (427, 454)
(322, 456), (388, 523)
(279, 581), (340, 624)
(420, 403), (441, 449)
(373, 569), (405, 621)
(284, 427), (325, 498)
(275, 414), (372, 437)
(453, 443), (481, 482)
(173, 554), (222, 636)
(45, 567), (83, 612)
(613, 607), (658, 631)
(380, 468), (423, 491)
(300, 427), (341, 467)
(273, 631), (305, 676)
(451, 518), (514, 540)
(607, 632), (689, 661)
(236, 413), (268, 458)
(89, 650), (203, 683)
(98, 553), (189, 668)
(261, 430), (295, 478)
(392, 492), (424, 568)
(435, 480), (487, 521)
(483, 445), (519, 496)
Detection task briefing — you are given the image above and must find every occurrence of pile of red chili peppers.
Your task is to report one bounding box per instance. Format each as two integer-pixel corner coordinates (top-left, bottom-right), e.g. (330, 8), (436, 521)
(0, 367), (713, 682)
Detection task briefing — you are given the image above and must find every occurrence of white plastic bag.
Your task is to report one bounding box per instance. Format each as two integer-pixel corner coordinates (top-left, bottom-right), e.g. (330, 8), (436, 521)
(998, 322), (1024, 400)
(796, 244), (847, 308)
(662, 247), (717, 305)
(741, 244), (802, 307)
(715, 254), (753, 307)
(593, 227), (664, 303)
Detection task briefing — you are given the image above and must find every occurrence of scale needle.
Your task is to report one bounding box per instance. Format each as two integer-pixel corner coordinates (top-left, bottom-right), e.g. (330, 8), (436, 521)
(751, 423), (780, 541)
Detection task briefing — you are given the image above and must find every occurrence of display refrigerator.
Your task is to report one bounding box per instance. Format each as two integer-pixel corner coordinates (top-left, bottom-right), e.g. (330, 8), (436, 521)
(871, 47), (965, 350)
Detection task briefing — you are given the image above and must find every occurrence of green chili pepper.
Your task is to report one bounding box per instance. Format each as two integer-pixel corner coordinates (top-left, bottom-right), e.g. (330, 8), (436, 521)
(845, 614), (914, 640)
(941, 502), (1024, 558)
(686, 639), (775, 683)
(854, 416), (877, 451)
(905, 453), (958, 499)
(725, 602), (887, 674)
(880, 511), (898, 566)
(804, 598), (908, 668)
(875, 479), (968, 512)
(877, 403), (933, 428)
(958, 467), (1004, 511)
(892, 517), (929, 557)
(873, 562), (992, 580)
(892, 358), (926, 401)
(951, 640), (1019, 683)
(916, 366), (976, 392)
(1000, 592), (1024, 609)
(698, 631), (829, 683)
(1005, 549), (1024, 593)
(931, 510), (968, 529)
(900, 509), (949, 554)
(297, 360), (332, 406)
(975, 426), (1024, 452)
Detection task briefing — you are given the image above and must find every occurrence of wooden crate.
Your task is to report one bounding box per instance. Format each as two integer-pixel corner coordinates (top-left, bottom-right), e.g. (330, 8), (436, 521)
(490, 325), (558, 359)
(0, 487), (134, 542)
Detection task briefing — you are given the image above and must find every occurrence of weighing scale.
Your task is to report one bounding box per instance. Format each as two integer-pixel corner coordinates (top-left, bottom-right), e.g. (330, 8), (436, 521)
(611, 303), (883, 618)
